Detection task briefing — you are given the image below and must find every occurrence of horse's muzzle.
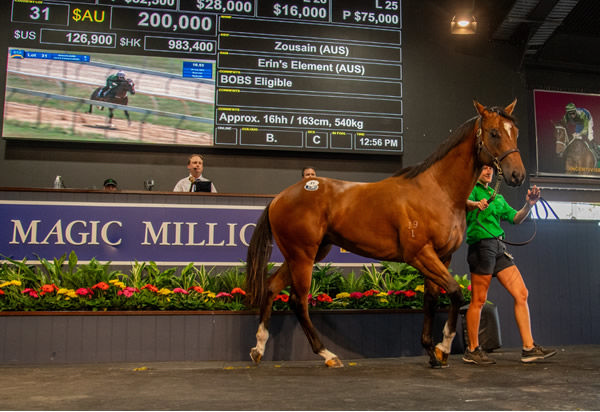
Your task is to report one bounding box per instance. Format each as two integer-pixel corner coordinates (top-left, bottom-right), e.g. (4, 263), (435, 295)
(505, 169), (525, 187)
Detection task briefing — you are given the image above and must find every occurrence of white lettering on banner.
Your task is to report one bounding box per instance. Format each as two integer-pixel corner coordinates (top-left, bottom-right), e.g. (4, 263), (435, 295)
(141, 221), (257, 247)
(10, 219), (42, 244)
(239, 223), (255, 246)
(10, 219), (122, 246)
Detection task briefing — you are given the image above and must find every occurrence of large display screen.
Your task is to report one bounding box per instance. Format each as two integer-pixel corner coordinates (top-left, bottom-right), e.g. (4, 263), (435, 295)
(533, 89), (600, 178)
(2, 0), (403, 154)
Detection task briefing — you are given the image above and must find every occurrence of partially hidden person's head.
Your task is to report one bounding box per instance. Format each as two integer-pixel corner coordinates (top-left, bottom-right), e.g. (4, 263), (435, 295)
(187, 154), (205, 178)
(103, 178), (118, 191)
(302, 166), (317, 179)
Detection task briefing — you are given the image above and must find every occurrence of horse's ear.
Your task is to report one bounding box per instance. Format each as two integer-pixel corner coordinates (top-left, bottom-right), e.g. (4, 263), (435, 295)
(473, 100), (486, 115)
(504, 98), (517, 115)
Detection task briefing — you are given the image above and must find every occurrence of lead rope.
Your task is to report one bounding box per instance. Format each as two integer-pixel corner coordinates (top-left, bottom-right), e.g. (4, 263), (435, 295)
(475, 162), (539, 247)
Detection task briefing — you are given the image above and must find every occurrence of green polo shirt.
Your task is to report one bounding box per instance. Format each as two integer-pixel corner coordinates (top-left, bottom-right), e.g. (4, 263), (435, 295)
(466, 182), (517, 245)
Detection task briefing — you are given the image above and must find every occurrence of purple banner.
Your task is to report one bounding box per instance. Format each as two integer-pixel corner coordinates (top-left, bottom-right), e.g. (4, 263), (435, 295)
(0, 201), (375, 266)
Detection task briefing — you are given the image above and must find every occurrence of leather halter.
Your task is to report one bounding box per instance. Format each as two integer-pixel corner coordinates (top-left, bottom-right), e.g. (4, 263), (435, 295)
(475, 116), (520, 181)
(474, 116), (536, 246)
(475, 115), (520, 203)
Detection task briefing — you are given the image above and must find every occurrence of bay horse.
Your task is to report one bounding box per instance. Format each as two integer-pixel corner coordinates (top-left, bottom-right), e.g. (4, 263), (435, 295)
(88, 79), (135, 125)
(553, 123), (596, 174)
(245, 100), (526, 368)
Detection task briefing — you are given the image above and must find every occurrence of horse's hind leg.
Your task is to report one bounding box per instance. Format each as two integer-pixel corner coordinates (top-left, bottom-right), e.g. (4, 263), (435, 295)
(250, 262), (291, 364)
(124, 110), (131, 126)
(289, 259), (342, 368)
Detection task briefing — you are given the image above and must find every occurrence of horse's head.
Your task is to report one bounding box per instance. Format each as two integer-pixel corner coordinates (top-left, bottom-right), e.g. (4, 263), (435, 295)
(552, 122), (568, 156)
(127, 79), (135, 95)
(474, 99), (525, 187)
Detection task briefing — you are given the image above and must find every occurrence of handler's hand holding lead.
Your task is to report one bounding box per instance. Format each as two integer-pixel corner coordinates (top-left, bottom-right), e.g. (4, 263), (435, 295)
(527, 185), (541, 205)
(478, 199), (489, 210)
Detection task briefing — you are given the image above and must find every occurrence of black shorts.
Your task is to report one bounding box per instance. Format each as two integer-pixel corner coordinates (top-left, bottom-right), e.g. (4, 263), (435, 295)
(467, 238), (515, 276)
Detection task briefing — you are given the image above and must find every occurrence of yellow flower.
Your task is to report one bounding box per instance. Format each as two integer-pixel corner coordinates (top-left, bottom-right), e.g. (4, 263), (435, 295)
(206, 292), (216, 298)
(114, 281), (126, 289)
(158, 288), (172, 295)
(379, 298), (389, 304)
(415, 284), (425, 293)
(376, 292), (388, 297)
(0, 280), (22, 288)
(109, 279), (119, 284)
(336, 292), (351, 299)
(57, 288), (78, 298)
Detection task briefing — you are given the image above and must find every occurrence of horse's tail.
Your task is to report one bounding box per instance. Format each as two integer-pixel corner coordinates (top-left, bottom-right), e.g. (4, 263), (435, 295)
(245, 202), (274, 309)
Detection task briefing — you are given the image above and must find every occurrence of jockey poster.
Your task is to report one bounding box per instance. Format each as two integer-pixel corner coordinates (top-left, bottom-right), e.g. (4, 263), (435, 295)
(533, 89), (600, 178)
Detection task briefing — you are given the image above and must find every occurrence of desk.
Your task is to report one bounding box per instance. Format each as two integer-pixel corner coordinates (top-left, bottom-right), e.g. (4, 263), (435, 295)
(0, 187), (274, 207)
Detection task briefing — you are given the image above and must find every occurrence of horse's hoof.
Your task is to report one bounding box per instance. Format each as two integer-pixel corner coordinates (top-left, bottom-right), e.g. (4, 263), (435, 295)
(250, 348), (262, 364)
(434, 347), (450, 368)
(325, 357), (344, 368)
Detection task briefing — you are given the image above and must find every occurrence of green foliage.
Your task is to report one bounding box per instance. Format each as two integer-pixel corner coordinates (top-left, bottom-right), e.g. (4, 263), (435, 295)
(0, 253), (471, 312)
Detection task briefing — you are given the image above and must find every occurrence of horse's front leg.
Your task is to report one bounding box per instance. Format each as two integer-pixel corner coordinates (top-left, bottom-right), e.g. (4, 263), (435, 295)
(434, 292), (461, 367)
(422, 280), (444, 368)
(412, 247), (464, 368)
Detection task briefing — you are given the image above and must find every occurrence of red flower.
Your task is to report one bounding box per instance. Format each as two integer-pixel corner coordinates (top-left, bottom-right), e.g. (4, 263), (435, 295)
(92, 282), (110, 291)
(118, 287), (137, 298)
(41, 284), (58, 293)
(215, 292), (233, 298)
(350, 292), (363, 299)
(141, 284), (159, 293)
(189, 286), (204, 293)
(403, 290), (417, 298)
(23, 288), (39, 298)
(317, 293), (333, 303)
(467, 285), (472, 291)
(274, 294), (289, 302)
(231, 287), (246, 295)
(76, 288), (91, 296)
(363, 289), (379, 297)
(0, 289), (4, 295)
(440, 288), (447, 294)
(172, 288), (189, 294)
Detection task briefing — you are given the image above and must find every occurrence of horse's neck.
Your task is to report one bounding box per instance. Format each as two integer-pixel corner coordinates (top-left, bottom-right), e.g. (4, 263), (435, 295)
(422, 133), (480, 207)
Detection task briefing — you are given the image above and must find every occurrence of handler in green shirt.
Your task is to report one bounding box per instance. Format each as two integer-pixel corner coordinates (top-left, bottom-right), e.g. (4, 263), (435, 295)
(462, 165), (556, 365)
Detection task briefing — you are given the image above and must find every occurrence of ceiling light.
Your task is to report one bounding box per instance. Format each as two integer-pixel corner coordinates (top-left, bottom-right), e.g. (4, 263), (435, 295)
(451, 15), (478, 35)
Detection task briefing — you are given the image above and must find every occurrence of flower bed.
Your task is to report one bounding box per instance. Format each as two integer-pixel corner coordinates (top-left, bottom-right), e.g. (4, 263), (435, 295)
(0, 252), (471, 312)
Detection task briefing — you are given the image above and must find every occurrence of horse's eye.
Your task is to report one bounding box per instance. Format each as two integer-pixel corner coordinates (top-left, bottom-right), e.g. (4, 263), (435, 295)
(490, 129), (499, 138)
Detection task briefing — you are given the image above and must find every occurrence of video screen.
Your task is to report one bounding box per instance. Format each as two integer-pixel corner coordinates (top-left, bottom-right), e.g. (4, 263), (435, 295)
(4, 48), (215, 146)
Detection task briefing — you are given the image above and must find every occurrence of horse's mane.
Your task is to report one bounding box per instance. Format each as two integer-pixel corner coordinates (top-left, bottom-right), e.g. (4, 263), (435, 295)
(395, 106), (516, 179)
(394, 117), (478, 179)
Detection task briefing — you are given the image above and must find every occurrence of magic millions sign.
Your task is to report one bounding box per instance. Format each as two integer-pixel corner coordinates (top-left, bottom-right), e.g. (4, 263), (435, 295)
(0, 201), (374, 266)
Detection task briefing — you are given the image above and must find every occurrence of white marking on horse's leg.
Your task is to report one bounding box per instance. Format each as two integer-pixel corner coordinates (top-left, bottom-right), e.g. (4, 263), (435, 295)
(318, 349), (343, 367)
(318, 349), (337, 362)
(253, 322), (269, 356)
(435, 321), (456, 354)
